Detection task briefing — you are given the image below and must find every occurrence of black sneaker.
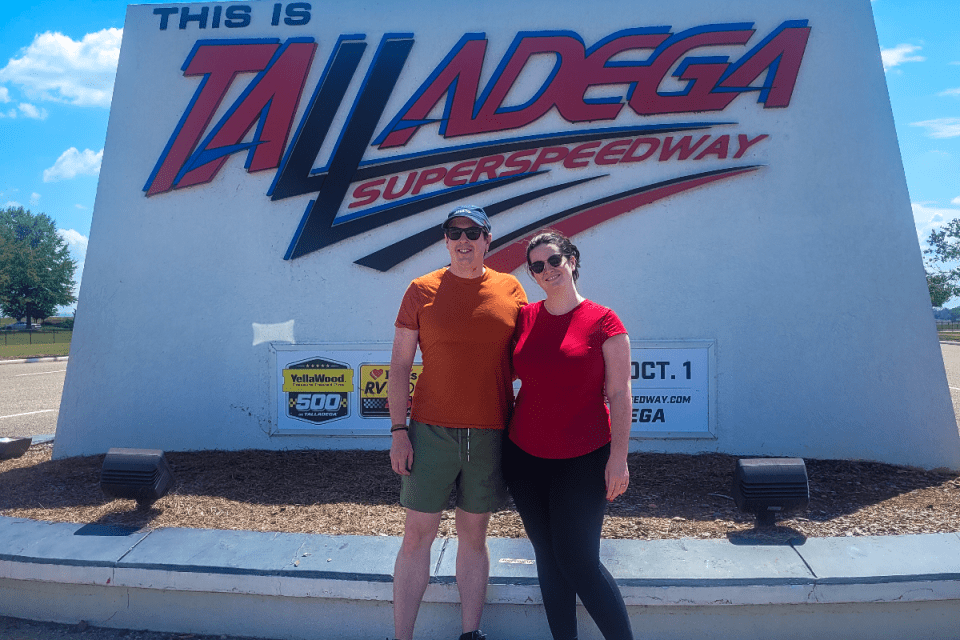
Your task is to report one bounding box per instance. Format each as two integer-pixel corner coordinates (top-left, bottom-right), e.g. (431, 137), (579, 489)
(459, 632), (487, 640)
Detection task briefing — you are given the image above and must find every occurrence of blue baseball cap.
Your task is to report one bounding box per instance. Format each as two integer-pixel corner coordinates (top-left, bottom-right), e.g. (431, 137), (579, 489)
(442, 205), (491, 232)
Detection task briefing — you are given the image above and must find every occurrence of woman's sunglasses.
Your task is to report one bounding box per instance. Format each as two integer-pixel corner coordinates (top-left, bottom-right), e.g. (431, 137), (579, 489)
(528, 254), (565, 274)
(444, 226), (485, 241)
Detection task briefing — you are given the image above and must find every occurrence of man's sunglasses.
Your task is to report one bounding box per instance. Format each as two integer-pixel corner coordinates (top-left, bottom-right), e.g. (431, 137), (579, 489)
(444, 226), (485, 241)
(528, 254), (565, 274)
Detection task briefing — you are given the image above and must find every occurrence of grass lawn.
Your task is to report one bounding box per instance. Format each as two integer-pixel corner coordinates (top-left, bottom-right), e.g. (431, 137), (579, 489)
(0, 342), (71, 359)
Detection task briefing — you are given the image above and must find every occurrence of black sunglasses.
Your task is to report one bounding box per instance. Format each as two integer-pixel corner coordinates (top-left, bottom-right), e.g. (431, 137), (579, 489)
(444, 226), (485, 240)
(528, 254), (565, 274)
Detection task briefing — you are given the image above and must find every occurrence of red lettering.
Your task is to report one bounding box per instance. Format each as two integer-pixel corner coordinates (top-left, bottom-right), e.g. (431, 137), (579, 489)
(444, 160), (477, 186)
(384, 172), (417, 200)
(412, 167), (447, 195)
(379, 38), (487, 148)
(733, 134), (768, 158)
(500, 150), (537, 177)
(530, 146), (569, 172)
(470, 155), (504, 183)
(176, 41), (317, 189)
(595, 139), (632, 165)
(564, 142), (600, 168)
(717, 24), (811, 108)
(628, 29), (754, 116)
(146, 42), (280, 195)
(349, 179), (384, 208)
(373, 22), (809, 148)
(621, 137), (659, 163)
(659, 135), (711, 161)
(577, 33), (671, 121)
(471, 36), (586, 135)
(694, 135), (729, 160)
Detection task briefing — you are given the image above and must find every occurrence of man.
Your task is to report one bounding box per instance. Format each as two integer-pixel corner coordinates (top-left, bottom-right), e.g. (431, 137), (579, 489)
(388, 205), (527, 640)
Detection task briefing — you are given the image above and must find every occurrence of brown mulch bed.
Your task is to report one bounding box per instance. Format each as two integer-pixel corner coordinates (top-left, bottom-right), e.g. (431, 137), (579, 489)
(1, 443), (959, 542)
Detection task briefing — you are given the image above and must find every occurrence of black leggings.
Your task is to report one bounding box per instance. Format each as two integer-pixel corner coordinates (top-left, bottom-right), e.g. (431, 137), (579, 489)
(503, 438), (633, 640)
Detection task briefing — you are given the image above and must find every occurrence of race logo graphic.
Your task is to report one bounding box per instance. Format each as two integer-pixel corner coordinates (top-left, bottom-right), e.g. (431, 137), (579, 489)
(282, 357), (354, 425)
(144, 20), (810, 270)
(358, 363), (423, 418)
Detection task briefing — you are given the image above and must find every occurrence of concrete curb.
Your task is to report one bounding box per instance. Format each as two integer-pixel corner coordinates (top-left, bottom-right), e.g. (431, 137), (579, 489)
(0, 356), (69, 365)
(0, 516), (958, 640)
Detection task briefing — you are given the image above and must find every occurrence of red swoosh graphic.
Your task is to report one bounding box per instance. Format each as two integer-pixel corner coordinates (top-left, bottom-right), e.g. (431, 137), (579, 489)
(485, 167), (759, 273)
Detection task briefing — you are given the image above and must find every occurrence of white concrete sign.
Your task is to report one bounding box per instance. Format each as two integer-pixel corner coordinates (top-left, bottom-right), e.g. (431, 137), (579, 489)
(56, 0), (960, 469)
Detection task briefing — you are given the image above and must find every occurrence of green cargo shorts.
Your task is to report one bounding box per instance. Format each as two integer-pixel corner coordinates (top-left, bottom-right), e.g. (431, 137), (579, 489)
(400, 420), (507, 514)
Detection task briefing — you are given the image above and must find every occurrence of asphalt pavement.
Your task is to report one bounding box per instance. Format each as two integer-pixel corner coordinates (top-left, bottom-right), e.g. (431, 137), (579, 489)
(941, 342), (960, 417)
(0, 359), (66, 439)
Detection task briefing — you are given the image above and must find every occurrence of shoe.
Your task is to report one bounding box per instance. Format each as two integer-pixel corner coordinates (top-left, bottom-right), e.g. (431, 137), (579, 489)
(459, 632), (486, 640)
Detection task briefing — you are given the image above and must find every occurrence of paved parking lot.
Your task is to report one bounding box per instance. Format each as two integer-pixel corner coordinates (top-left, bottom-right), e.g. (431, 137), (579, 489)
(941, 343), (960, 415)
(0, 360), (66, 439)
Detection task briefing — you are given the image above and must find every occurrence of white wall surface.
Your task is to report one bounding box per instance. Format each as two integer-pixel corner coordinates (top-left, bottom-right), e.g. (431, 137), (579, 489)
(55, 0), (960, 469)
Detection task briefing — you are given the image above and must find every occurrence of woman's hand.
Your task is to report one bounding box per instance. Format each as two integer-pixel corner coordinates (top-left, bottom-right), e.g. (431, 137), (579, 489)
(605, 454), (629, 501)
(602, 332), (631, 501)
(391, 430), (414, 476)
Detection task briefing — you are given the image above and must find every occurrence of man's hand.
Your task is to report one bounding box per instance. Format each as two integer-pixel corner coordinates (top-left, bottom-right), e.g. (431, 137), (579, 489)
(391, 430), (414, 475)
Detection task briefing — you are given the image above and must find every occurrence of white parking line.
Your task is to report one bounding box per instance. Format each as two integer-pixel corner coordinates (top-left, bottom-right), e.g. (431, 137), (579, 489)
(14, 369), (67, 377)
(0, 409), (57, 419)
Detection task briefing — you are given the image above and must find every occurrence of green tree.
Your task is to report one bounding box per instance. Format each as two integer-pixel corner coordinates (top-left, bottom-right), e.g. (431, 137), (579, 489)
(924, 219), (960, 308)
(0, 206), (77, 325)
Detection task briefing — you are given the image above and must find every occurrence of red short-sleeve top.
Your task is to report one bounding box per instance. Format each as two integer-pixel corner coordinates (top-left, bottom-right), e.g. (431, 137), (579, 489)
(508, 299), (627, 458)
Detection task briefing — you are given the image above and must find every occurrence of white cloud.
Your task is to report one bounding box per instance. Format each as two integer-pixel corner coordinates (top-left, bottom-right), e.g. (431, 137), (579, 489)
(3, 200), (22, 209)
(953, 197), (960, 205)
(29, 193), (41, 206)
(17, 103), (48, 119)
(0, 87), (10, 103)
(58, 228), (89, 258)
(914, 202), (960, 243)
(43, 147), (103, 182)
(880, 44), (925, 72)
(939, 88), (960, 97)
(0, 28), (122, 108)
(0, 101), (48, 119)
(911, 118), (960, 139)
(57, 228), (88, 313)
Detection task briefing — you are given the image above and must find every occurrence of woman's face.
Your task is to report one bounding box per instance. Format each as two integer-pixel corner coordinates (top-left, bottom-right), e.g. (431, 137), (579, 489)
(528, 242), (576, 293)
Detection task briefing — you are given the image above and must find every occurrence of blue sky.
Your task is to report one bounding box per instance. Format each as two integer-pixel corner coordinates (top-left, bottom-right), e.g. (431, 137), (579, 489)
(0, 0), (957, 311)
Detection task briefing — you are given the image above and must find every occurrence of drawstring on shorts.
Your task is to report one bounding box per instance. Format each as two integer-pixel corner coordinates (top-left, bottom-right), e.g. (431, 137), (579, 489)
(457, 428), (472, 463)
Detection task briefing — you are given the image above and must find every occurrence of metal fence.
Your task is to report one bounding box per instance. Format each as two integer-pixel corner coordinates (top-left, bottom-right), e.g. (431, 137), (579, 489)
(0, 329), (73, 346)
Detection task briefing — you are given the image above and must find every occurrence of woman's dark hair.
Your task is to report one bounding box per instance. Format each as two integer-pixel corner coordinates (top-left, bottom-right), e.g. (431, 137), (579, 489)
(526, 230), (581, 281)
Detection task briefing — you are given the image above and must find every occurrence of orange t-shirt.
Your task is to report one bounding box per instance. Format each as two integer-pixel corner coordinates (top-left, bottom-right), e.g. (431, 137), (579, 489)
(395, 267), (527, 429)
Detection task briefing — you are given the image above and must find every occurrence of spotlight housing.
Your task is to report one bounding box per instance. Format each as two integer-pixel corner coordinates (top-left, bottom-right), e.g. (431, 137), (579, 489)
(100, 448), (175, 508)
(0, 437), (32, 460)
(732, 457), (809, 527)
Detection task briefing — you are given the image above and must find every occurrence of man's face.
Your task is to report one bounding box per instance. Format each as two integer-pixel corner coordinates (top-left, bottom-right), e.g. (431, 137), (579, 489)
(444, 217), (491, 275)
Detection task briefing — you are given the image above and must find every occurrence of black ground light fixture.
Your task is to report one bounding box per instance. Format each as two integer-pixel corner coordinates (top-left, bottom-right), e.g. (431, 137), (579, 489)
(100, 448), (175, 508)
(732, 457), (810, 527)
(0, 437), (32, 460)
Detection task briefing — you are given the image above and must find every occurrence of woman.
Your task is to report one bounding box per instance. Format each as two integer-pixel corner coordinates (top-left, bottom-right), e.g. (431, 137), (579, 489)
(503, 230), (633, 640)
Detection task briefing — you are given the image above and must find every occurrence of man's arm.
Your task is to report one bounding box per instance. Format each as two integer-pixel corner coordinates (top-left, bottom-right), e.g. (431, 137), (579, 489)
(389, 326), (419, 476)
